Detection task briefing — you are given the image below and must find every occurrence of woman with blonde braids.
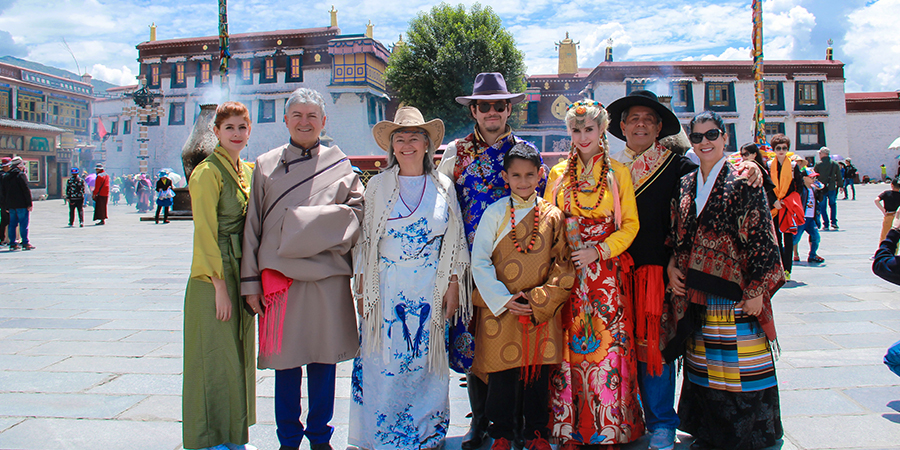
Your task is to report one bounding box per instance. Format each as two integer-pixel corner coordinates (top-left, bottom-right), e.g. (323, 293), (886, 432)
(544, 99), (643, 448)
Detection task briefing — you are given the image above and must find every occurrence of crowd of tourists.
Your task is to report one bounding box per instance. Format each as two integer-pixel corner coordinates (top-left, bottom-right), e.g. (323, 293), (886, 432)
(182, 76), (794, 450)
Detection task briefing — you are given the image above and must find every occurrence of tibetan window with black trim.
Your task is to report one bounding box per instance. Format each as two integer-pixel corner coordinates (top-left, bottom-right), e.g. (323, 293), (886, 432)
(764, 122), (785, 139)
(796, 122), (825, 150)
(258, 100), (276, 123)
(123, 119), (131, 135)
(196, 62), (212, 86)
(705, 82), (735, 111)
(148, 64), (160, 89)
(260, 57), (276, 83)
(795, 81), (825, 111)
(240, 60), (253, 84)
(764, 81), (784, 110)
(171, 63), (186, 88)
(287, 56), (303, 82)
(671, 81), (694, 113)
(169, 102), (185, 125)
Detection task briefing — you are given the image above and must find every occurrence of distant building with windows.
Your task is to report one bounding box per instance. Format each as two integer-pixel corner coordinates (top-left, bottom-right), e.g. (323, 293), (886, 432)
(845, 92), (900, 179)
(0, 61), (93, 198)
(520, 36), (850, 170)
(96, 14), (393, 177)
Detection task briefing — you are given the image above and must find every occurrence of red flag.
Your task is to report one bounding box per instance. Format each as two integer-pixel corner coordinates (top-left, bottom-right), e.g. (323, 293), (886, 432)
(97, 119), (108, 139)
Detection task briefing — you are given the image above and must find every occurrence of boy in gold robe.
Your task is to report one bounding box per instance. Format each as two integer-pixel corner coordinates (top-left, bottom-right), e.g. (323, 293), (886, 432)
(471, 142), (576, 450)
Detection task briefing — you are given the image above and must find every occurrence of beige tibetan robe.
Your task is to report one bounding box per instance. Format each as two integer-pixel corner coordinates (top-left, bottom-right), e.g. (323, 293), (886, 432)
(241, 142), (364, 369)
(471, 196), (576, 380)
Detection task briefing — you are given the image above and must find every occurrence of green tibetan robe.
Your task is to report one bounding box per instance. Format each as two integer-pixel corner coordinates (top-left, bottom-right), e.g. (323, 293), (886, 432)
(183, 148), (256, 449)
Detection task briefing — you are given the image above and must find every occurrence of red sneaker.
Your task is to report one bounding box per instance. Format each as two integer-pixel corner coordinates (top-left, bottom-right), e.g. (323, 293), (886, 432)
(491, 437), (512, 450)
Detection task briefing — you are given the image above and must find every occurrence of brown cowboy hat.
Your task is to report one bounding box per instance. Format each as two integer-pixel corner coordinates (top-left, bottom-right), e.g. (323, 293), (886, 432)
(455, 72), (526, 105)
(606, 90), (681, 141)
(372, 107), (445, 152)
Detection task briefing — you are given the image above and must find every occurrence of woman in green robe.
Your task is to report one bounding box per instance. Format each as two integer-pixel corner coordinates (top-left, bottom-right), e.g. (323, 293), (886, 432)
(183, 101), (256, 450)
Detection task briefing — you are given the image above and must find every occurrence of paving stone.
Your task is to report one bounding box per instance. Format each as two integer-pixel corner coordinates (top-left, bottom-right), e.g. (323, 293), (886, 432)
(0, 417), (23, 433)
(146, 342), (183, 357)
(93, 318), (183, 331)
(842, 386), (900, 414)
(0, 317), (109, 329)
(778, 321), (894, 336)
(826, 332), (900, 349)
(0, 327), (26, 339)
(0, 417), (181, 449)
(120, 330), (183, 343)
(0, 370), (113, 393)
(87, 373), (182, 396)
(118, 394), (181, 421)
(778, 347), (887, 368)
(0, 308), (83, 319)
(779, 388), (865, 416)
(778, 365), (900, 390)
(0, 392), (145, 418)
(783, 415), (900, 449)
(4, 328), (136, 342)
(0, 339), (44, 354)
(0, 354), (68, 371)
(72, 309), (182, 321)
(20, 340), (163, 357)
(796, 309), (900, 324)
(777, 335), (841, 351)
(44, 356), (183, 375)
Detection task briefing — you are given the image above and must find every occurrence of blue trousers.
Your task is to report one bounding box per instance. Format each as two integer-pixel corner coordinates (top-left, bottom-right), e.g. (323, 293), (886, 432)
(8, 208), (29, 246)
(793, 217), (820, 258)
(637, 361), (679, 431)
(275, 363), (336, 447)
(886, 339), (900, 377)
(818, 189), (838, 228)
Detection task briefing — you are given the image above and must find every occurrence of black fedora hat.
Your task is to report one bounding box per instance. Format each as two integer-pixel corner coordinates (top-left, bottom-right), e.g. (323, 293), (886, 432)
(606, 90), (681, 141)
(455, 72), (526, 105)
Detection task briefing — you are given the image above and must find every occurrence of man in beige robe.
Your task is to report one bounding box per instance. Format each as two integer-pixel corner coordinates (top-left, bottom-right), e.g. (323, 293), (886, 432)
(241, 88), (363, 450)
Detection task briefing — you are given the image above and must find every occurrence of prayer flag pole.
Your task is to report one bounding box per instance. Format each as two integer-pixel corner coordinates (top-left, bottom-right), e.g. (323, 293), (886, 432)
(218, 0), (231, 100)
(752, 0), (768, 152)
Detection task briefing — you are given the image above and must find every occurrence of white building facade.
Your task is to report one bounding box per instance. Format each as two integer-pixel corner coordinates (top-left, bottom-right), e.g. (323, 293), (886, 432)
(94, 22), (392, 178)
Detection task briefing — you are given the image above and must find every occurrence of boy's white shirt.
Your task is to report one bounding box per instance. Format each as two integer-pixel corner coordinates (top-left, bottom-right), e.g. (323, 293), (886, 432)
(471, 193), (537, 317)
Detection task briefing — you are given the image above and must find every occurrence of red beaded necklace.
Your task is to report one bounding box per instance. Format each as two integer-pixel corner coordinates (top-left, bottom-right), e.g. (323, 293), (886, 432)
(566, 146), (608, 212)
(509, 196), (540, 253)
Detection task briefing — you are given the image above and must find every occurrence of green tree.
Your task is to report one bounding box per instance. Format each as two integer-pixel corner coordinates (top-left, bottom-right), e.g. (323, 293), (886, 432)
(385, 3), (526, 140)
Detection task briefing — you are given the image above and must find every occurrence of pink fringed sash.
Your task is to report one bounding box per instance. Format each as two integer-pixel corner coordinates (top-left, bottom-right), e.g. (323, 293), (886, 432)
(260, 268), (292, 356)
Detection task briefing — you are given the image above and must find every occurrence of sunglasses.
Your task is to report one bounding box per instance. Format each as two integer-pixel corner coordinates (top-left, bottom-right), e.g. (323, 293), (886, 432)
(688, 129), (724, 144)
(476, 102), (508, 113)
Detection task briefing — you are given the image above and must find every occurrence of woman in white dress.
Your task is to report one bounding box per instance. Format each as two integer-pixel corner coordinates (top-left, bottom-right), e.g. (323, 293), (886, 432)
(350, 107), (471, 449)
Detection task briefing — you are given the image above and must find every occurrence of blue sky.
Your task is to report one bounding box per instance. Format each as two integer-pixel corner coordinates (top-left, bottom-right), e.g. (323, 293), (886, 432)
(0, 0), (894, 92)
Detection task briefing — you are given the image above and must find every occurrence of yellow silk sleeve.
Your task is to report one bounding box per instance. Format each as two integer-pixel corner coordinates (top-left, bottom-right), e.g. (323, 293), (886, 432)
(188, 161), (224, 282)
(542, 158), (639, 258)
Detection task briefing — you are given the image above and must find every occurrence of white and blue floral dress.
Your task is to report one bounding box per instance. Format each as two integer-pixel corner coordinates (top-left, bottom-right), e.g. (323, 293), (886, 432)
(349, 175), (451, 449)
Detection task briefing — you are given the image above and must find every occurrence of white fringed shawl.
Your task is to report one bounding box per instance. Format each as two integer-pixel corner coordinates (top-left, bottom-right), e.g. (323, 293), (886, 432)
(352, 165), (471, 373)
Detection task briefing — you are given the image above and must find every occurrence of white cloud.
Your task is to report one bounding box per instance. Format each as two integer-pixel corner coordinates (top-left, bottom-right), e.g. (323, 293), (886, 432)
(843, 0), (900, 92)
(90, 63), (137, 86)
(0, 0), (887, 92)
(688, 0), (815, 62)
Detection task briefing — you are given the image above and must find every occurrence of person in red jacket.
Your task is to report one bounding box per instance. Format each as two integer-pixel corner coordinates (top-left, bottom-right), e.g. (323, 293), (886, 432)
(92, 163), (110, 225)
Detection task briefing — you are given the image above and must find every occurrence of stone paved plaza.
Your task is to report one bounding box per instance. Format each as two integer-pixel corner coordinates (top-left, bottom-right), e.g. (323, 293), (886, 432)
(2, 183), (900, 450)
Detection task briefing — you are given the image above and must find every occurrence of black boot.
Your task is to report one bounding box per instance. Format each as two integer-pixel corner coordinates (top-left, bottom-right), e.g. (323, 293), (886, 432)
(462, 373), (489, 449)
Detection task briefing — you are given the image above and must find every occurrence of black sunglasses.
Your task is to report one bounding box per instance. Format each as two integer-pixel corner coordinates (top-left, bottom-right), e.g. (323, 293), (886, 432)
(476, 102), (508, 113)
(688, 129), (724, 144)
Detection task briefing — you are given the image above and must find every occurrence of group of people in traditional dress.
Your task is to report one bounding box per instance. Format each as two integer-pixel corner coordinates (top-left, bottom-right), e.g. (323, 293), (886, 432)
(183, 74), (787, 450)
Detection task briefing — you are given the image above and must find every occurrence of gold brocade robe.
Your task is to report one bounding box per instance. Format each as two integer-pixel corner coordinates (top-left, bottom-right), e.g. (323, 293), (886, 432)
(471, 198), (576, 379)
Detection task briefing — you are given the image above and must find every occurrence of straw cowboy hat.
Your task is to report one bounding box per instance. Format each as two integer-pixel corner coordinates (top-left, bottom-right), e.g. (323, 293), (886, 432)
(455, 72), (526, 105)
(372, 107), (445, 152)
(606, 89), (681, 141)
